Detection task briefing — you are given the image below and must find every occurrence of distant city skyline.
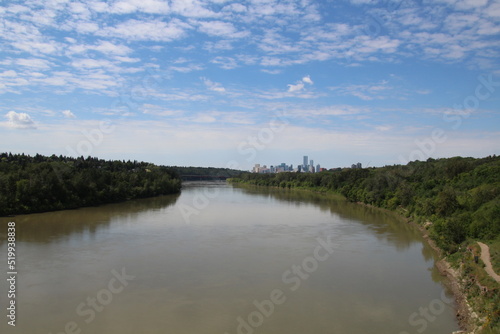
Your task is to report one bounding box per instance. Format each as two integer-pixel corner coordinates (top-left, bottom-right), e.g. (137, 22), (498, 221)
(251, 155), (363, 173)
(0, 1), (499, 169)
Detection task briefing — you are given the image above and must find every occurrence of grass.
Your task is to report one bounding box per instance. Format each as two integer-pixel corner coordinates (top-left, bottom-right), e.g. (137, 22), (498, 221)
(458, 240), (500, 333)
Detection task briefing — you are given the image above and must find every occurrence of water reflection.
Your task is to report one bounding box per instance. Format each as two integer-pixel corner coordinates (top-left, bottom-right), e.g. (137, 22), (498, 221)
(0, 193), (179, 245)
(232, 183), (432, 254)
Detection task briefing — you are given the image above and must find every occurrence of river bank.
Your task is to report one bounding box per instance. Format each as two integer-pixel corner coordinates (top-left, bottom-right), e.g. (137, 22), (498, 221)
(340, 200), (483, 333)
(416, 222), (479, 333)
(355, 200), (480, 333)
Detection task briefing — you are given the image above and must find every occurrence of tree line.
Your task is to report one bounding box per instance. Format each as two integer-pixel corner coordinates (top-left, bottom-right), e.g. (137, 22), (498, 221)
(230, 155), (499, 252)
(0, 153), (181, 216)
(172, 166), (242, 180)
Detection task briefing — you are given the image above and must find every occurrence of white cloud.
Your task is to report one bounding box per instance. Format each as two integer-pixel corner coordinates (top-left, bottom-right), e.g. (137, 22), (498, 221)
(223, 3), (247, 13)
(69, 1), (92, 18)
(0, 70), (18, 77)
(255, 88), (320, 100)
(330, 81), (393, 101)
(203, 40), (233, 52)
(258, 30), (303, 55)
(197, 20), (249, 38)
(357, 36), (401, 54)
(97, 19), (190, 41)
(191, 114), (217, 123)
(4, 111), (37, 129)
(71, 58), (115, 69)
(375, 125), (393, 132)
(170, 0), (219, 18)
(260, 57), (282, 67)
(141, 104), (184, 117)
(28, 70), (122, 93)
(302, 75), (314, 85)
(287, 75), (314, 92)
(211, 56), (238, 69)
(92, 41), (133, 55)
(290, 105), (368, 117)
(201, 77), (226, 92)
(169, 63), (204, 73)
(416, 89), (432, 95)
(11, 40), (59, 55)
(261, 69), (282, 74)
(349, 0), (376, 4)
(6, 5), (31, 14)
(287, 82), (305, 92)
(486, 2), (500, 17)
(208, 111), (255, 125)
(16, 58), (52, 69)
(62, 110), (76, 118)
(114, 56), (141, 63)
(455, 0), (488, 10)
(109, 0), (170, 14)
(150, 90), (209, 101)
(74, 21), (100, 34)
(173, 57), (189, 64)
(444, 13), (479, 33)
(236, 54), (257, 65)
(421, 107), (481, 116)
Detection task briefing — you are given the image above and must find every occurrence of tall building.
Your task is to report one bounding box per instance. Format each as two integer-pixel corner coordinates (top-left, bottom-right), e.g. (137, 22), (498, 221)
(316, 164), (320, 172)
(351, 162), (362, 169)
(303, 156), (308, 170)
(310, 159), (314, 168)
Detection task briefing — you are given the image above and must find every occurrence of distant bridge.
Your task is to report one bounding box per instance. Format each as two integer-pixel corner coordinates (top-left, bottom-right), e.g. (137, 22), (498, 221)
(180, 175), (229, 181)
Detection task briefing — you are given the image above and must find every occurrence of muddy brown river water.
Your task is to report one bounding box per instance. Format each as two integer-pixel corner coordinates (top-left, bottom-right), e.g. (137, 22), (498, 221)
(0, 182), (459, 334)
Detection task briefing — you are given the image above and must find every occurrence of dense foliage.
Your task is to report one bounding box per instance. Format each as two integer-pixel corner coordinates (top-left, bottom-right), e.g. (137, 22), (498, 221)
(172, 166), (242, 180)
(0, 153), (181, 216)
(231, 156), (500, 251)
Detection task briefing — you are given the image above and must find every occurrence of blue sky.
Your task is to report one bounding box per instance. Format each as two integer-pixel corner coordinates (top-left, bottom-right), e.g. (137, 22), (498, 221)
(1, 0), (499, 170)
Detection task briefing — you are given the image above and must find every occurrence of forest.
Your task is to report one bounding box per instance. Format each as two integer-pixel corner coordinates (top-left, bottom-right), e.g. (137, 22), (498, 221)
(172, 166), (242, 180)
(230, 156), (500, 252)
(0, 153), (181, 216)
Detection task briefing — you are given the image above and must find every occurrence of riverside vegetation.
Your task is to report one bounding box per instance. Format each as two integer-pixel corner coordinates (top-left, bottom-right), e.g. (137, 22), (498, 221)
(229, 155), (500, 333)
(0, 153), (182, 216)
(0, 153), (242, 216)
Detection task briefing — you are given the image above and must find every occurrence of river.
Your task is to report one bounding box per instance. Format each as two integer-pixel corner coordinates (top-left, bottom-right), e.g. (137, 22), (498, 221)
(0, 182), (459, 334)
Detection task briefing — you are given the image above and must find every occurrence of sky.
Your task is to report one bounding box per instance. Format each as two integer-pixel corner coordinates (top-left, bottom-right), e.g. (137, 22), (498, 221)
(0, 0), (499, 170)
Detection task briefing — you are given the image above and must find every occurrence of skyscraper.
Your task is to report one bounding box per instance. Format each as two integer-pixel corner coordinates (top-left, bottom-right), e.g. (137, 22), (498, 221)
(303, 156), (308, 169)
